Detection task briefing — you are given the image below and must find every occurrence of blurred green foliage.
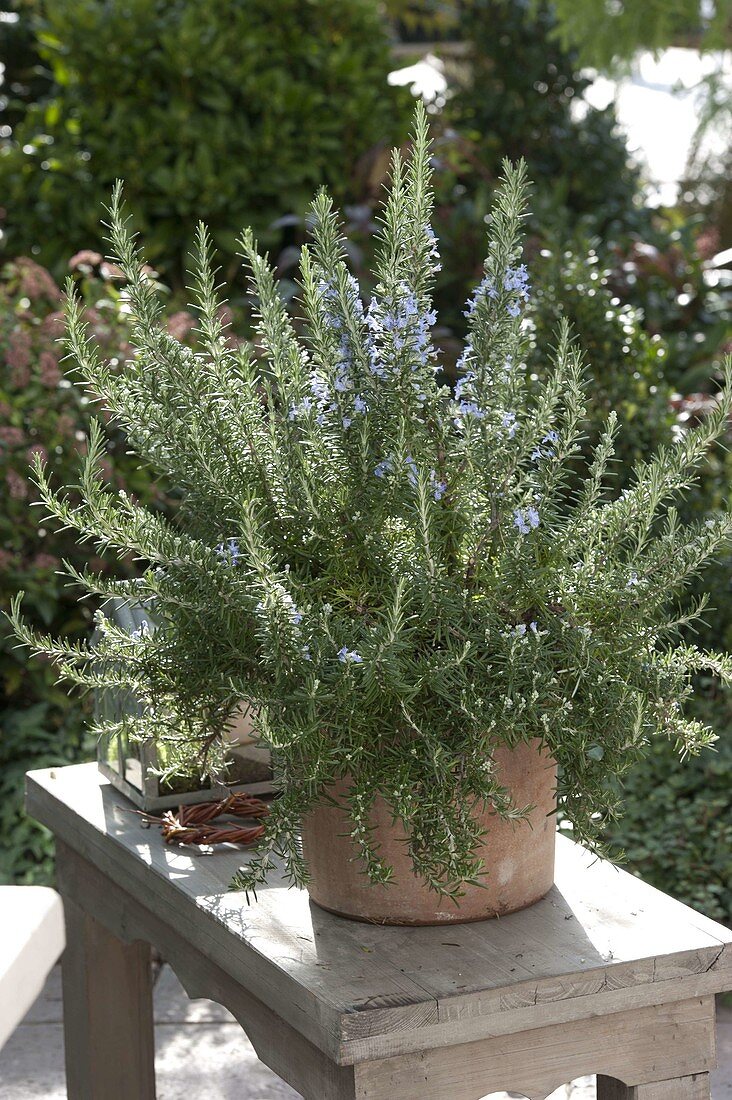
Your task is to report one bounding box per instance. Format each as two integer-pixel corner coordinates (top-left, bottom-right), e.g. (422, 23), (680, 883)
(0, 1), (50, 131)
(0, 0), (411, 286)
(527, 245), (675, 482)
(532, 243), (732, 922)
(549, 0), (730, 69)
(603, 679), (732, 923)
(454, 1), (644, 231)
(607, 215), (732, 393)
(430, 0), (648, 332)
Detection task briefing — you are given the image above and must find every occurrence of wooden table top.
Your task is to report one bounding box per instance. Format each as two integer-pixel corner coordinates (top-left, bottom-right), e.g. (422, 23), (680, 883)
(27, 762), (732, 1066)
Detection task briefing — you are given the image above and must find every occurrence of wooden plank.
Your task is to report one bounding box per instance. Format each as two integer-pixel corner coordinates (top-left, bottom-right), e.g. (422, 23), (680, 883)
(341, 968), (730, 1062)
(353, 998), (716, 1100)
(61, 896), (155, 1100)
(597, 1073), (710, 1099)
(26, 764), (732, 1066)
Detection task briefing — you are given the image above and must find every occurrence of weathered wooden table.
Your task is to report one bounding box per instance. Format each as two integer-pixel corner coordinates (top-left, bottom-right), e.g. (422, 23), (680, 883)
(27, 763), (732, 1100)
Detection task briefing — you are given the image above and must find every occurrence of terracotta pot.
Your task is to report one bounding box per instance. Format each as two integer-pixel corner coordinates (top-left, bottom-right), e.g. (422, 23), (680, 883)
(301, 739), (556, 925)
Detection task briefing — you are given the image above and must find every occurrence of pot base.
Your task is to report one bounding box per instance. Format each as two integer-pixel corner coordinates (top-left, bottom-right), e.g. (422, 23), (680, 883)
(308, 884), (554, 926)
(301, 740), (557, 926)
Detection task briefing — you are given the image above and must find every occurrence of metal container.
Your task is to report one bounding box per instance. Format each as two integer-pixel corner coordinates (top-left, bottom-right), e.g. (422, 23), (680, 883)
(95, 595), (273, 813)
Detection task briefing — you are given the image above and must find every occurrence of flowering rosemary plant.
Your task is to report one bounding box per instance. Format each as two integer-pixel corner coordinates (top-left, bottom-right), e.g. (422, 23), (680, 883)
(10, 106), (732, 897)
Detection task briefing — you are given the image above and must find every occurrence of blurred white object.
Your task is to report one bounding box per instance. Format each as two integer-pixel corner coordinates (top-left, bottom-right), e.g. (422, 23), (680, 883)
(581, 48), (732, 206)
(0, 886), (65, 1050)
(388, 53), (447, 101)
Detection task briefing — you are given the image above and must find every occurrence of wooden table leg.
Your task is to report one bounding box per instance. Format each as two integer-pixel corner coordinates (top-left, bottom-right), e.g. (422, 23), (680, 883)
(597, 1073), (711, 1099)
(61, 896), (156, 1100)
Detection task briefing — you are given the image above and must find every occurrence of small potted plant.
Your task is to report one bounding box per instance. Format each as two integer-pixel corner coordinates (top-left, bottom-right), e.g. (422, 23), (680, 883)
(11, 106), (732, 924)
(93, 592), (272, 813)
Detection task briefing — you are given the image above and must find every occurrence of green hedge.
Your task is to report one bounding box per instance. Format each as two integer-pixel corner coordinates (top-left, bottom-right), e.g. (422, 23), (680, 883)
(0, 0), (410, 285)
(603, 680), (732, 923)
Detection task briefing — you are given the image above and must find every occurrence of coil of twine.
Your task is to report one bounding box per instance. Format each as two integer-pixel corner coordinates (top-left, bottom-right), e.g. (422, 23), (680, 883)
(140, 791), (270, 847)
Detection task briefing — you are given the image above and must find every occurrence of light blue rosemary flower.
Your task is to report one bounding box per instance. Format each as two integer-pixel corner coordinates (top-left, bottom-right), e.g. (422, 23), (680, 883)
(463, 274), (497, 319)
(504, 264), (530, 318)
(338, 646), (363, 664)
(502, 411), (517, 438)
(513, 507), (540, 535)
(424, 224), (442, 273)
(367, 281), (436, 377)
(454, 369), (476, 402)
(455, 340), (474, 376)
(430, 470), (447, 500)
(216, 538), (242, 565)
(458, 400), (486, 420)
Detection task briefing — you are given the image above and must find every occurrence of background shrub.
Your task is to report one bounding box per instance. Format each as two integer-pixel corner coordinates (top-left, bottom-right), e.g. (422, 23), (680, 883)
(430, 0), (648, 334)
(0, 253), (178, 883)
(603, 679), (732, 922)
(0, 0), (411, 286)
(527, 244), (674, 481)
(606, 215), (732, 393)
(451, 0), (644, 234)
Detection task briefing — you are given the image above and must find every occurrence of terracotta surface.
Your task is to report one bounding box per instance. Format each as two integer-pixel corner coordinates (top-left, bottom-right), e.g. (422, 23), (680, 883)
(301, 739), (557, 925)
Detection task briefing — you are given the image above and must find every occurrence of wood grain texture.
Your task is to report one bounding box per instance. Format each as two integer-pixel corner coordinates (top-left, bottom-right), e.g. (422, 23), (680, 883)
(26, 763), (732, 1068)
(353, 999), (716, 1100)
(61, 896), (155, 1100)
(597, 1073), (711, 1099)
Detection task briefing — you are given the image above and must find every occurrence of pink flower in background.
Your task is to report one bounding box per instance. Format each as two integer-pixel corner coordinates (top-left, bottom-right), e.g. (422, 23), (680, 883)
(41, 311), (65, 340)
(26, 444), (48, 465)
(6, 469), (28, 499)
(39, 351), (61, 387)
(100, 262), (125, 281)
(15, 258), (61, 302)
(9, 363), (31, 388)
(32, 553), (60, 571)
(0, 426), (26, 448)
(0, 549), (14, 571)
(7, 328), (31, 373)
(69, 250), (103, 272)
(56, 414), (76, 438)
(167, 310), (196, 341)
